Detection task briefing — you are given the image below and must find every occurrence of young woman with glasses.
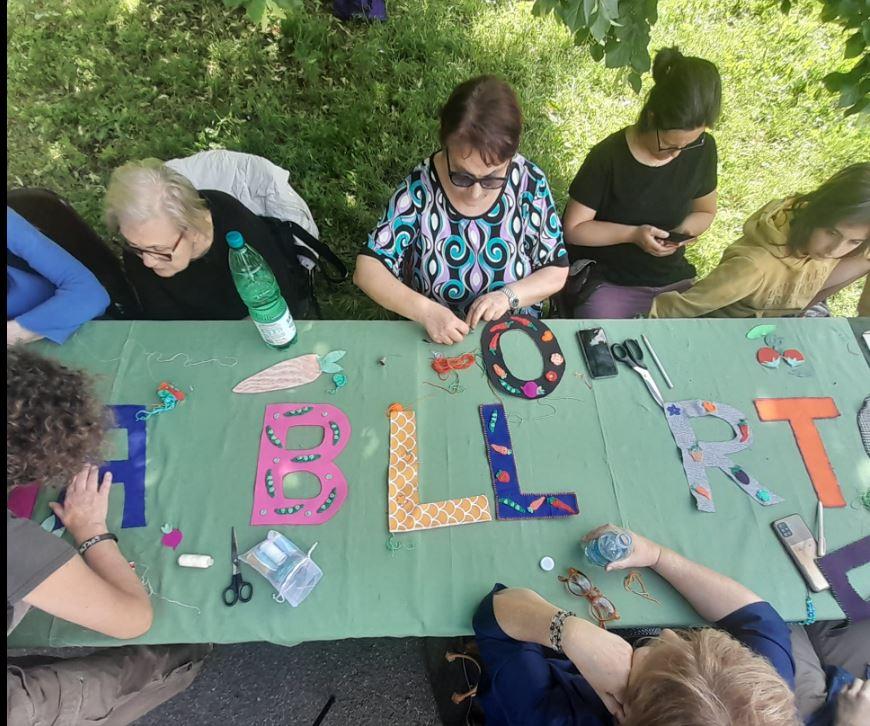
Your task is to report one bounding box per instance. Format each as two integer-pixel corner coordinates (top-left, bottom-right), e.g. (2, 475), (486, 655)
(105, 159), (308, 320)
(354, 76), (569, 344)
(562, 48), (722, 318)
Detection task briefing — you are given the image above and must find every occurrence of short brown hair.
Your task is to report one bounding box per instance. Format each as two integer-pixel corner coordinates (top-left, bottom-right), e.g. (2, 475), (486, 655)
(623, 628), (798, 726)
(7, 348), (111, 490)
(439, 76), (522, 166)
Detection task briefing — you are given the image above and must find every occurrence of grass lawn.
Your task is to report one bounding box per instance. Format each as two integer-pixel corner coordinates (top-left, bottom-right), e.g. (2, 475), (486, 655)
(7, 0), (869, 318)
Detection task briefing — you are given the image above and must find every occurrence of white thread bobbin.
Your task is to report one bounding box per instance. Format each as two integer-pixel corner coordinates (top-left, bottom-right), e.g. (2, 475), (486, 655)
(177, 554), (214, 569)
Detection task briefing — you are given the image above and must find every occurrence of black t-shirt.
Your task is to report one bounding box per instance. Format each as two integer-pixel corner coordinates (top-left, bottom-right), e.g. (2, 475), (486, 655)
(124, 190), (308, 320)
(567, 128), (718, 287)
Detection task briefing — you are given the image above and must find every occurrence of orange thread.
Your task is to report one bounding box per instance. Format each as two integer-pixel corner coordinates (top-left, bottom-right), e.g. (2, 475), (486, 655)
(431, 353), (476, 378)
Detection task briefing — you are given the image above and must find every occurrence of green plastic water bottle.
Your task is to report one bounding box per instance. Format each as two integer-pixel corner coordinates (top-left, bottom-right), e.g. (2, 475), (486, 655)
(227, 231), (297, 349)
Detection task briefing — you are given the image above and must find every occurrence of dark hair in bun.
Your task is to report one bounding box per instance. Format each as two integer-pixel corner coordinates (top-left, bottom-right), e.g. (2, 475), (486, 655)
(638, 47), (721, 132)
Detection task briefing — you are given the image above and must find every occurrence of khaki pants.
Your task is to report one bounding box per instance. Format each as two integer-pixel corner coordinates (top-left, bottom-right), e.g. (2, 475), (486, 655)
(790, 620), (870, 718)
(7, 644), (211, 726)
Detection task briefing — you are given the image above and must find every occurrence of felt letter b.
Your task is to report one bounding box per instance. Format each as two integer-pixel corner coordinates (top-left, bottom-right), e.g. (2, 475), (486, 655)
(754, 397), (845, 508)
(251, 403), (351, 525)
(664, 399), (782, 512)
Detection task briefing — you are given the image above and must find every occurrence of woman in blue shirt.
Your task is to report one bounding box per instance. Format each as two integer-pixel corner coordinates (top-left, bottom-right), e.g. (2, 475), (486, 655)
(474, 523), (799, 725)
(7, 208), (110, 345)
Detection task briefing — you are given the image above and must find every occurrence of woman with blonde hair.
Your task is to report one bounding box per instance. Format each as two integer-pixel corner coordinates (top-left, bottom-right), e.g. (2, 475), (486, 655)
(472, 523), (869, 726)
(105, 159), (309, 320)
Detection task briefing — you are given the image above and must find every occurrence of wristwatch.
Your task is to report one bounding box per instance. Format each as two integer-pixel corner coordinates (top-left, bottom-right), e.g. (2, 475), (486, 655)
(500, 286), (520, 313)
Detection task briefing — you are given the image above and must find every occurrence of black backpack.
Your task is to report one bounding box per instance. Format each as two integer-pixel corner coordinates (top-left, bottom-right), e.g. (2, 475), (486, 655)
(265, 217), (349, 320)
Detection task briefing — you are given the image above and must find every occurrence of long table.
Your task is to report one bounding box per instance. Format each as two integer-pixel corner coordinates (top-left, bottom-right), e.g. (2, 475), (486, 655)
(7, 318), (870, 648)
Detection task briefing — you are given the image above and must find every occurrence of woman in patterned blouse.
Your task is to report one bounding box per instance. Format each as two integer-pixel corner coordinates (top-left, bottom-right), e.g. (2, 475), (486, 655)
(354, 76), (569, 345)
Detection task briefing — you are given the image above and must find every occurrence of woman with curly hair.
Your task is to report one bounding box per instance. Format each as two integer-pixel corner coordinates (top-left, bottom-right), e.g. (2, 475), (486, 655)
(7, 348), (208, 725)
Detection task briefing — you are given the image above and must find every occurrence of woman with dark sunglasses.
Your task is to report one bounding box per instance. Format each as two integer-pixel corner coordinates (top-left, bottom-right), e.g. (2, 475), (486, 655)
(561, 47), (721, 319)
(355, 76), (569, 344)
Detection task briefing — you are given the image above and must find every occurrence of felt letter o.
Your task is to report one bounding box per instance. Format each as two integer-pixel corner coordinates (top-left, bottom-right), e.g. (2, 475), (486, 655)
(481, 316), (565, 399)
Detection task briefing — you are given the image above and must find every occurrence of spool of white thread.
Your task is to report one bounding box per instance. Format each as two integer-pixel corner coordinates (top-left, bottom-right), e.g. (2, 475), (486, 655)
(177, 554), (214, 569)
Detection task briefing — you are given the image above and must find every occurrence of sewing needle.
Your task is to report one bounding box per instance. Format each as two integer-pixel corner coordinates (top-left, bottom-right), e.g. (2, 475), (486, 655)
(816, 501), (826, 557)
(641, 334), (674, 389)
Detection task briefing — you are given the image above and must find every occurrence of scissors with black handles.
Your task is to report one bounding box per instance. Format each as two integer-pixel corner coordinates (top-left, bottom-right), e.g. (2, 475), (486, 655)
(223, 527), (253, 607)
(611, 338), (665, 408)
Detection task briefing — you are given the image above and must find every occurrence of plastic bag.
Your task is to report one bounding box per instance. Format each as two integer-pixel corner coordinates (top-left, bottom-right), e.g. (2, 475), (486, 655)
(240, 530), (322, 607)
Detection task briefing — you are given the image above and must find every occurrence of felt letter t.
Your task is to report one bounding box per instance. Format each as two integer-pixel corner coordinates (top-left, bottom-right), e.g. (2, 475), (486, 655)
(754, 397), (845, 508)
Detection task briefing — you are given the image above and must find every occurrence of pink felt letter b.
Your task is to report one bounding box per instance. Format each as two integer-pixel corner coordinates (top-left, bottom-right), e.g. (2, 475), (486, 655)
(251, 403), (351, 525)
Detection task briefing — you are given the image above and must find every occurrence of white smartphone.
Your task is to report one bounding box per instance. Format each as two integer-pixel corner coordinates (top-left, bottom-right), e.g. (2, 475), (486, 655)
(771, 514), (830, 593)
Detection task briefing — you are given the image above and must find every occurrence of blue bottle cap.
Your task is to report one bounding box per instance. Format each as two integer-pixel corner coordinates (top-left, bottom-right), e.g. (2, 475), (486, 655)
(226, 231), (245, 249)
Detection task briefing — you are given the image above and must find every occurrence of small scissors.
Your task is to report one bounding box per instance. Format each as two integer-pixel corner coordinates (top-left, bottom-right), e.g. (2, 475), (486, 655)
(611, 339), (664, 408)
(222, 527), (253, 607)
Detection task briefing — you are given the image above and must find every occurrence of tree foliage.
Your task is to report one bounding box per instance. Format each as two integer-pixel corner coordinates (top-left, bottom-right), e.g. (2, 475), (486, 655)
(533, 0), (868, 114)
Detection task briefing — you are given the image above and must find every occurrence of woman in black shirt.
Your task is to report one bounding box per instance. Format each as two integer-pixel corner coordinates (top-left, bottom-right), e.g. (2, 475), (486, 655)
(105, 159), (309, 320)
(563, 48), (721, 318)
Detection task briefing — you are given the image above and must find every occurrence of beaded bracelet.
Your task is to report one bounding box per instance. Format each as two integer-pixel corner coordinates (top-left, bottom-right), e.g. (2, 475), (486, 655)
(78, 533), (118, 556)
(549, 609), (576, 654)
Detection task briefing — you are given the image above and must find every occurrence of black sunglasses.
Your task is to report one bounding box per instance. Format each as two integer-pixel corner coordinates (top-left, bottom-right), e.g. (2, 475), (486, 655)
(122, 231), (184, 262)
(656, 129), (706, 152)
(445, 149), (509, 190)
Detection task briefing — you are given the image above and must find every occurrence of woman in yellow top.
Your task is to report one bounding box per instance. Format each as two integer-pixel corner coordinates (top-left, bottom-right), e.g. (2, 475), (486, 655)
(650, 163), (870, 318)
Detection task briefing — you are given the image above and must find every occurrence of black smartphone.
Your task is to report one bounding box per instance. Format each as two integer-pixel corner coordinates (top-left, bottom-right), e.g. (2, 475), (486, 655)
(661, 230), (694, 246)
(577, 328), (618, 379)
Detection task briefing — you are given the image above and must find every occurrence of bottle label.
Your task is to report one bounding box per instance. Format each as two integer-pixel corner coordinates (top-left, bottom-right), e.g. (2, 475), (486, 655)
(253, 308), (297, 346)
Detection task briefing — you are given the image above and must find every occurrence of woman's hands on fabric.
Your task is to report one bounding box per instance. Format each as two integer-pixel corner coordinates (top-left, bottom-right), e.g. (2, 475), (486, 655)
(465, 290), (511, 329)
(562, 618), (632, 720)
(632, 225), (678, 257)
(50, 465), (113, 545)
(582, 524), (663, 572)
(421, 302), (470, 345)
(835, 678), (870, 726)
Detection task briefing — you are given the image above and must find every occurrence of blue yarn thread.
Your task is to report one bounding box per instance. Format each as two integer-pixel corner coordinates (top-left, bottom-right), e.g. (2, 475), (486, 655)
(801, 594), (817, 625)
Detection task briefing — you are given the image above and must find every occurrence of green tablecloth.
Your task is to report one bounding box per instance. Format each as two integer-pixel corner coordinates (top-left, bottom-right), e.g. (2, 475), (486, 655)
(7, 318), (870, 648)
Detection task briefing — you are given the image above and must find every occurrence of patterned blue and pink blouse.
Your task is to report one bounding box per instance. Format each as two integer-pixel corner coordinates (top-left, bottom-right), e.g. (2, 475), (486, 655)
(362, 154), (568, 317)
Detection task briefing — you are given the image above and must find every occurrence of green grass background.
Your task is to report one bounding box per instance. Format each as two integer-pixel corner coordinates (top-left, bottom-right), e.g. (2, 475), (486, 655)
(7, 0), (869, 317)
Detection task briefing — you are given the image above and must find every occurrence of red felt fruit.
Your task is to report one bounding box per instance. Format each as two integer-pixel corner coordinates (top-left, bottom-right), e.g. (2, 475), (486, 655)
(782, 349), (805, 367)
(756, 347), (781, 368)
(496, 470), (510, 483)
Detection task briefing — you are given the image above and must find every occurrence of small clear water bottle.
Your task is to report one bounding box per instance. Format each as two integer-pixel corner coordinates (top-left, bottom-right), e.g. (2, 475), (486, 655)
(585, 527), (633, 567)
(227, 231), (297, 350)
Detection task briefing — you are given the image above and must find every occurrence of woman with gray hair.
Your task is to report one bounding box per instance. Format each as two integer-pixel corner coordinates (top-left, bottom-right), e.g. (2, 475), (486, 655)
(106, 159), (309, 320)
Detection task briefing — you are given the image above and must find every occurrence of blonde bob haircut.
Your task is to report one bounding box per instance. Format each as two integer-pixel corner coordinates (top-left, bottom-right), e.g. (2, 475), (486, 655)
(105, 158), (210, 238)
(623, 628), (799, 726)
